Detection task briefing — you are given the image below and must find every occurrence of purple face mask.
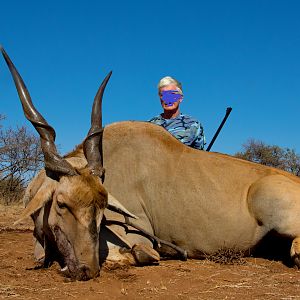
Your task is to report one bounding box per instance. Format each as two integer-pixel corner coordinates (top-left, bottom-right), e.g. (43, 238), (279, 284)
(161, 90), (182, 106)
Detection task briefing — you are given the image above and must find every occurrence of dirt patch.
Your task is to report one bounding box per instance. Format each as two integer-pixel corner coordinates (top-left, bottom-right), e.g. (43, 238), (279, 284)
(1, 203), (300, 299)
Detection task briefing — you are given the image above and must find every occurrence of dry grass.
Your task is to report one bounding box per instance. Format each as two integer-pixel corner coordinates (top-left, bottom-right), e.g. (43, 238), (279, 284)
(204, 247), (247, 265)
(0, 186), (24, 205)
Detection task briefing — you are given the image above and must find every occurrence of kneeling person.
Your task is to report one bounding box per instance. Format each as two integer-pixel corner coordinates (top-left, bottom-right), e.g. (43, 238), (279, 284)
(149, 76), (205, 150)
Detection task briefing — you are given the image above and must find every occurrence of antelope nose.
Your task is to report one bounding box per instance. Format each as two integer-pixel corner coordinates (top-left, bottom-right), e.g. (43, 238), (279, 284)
(78, 265), (99, 281)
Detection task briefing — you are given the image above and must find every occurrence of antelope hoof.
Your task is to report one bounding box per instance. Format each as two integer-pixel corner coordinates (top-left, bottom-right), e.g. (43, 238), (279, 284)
(34, 239), (45, 263)
(291, 237), (300, 268)
(131, 244), (160, 265)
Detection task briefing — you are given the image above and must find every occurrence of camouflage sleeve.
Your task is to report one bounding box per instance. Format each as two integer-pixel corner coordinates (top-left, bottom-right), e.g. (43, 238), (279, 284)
(191, 122), (205, 150)
(148, 115), (165, 126)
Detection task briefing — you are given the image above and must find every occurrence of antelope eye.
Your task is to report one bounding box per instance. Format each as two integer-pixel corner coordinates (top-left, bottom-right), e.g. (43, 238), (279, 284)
(57, 200), (68, 209)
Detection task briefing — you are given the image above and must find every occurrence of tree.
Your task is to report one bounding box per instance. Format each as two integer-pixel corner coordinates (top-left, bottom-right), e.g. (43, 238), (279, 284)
(235, 139), (300, 176)
(0, 116), (43, 204)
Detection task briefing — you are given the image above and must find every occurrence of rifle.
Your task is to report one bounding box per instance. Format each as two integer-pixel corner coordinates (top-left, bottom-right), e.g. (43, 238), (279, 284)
(206, 107), (232, 152)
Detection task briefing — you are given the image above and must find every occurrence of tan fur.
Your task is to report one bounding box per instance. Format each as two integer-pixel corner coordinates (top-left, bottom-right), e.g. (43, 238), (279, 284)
(68, 168), (108, 209)
(101, 121), (300, 262)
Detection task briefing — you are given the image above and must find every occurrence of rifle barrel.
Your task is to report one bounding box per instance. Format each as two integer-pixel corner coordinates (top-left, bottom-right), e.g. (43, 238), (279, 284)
(206, 107), (232, 152)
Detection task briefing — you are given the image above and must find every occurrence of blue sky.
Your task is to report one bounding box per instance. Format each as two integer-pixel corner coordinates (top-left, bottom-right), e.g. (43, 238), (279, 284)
(1, 0), (300, 155)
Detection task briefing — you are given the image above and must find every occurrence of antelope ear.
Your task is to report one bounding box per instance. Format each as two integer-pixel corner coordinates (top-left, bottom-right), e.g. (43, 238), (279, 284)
(14, 182), (56, 225)
(107, 193), (138, 219)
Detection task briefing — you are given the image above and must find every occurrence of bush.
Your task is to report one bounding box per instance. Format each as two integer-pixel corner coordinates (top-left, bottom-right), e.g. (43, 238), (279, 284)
(235, 139), (300, 176)
(0, 115), (43, 204)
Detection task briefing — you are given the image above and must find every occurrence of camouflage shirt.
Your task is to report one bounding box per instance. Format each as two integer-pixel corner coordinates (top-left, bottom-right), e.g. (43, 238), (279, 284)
(148, 113), (205, 150)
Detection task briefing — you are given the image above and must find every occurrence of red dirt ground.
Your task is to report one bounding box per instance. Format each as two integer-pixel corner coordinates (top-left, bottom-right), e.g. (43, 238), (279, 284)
(1, 204), (300, 299)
